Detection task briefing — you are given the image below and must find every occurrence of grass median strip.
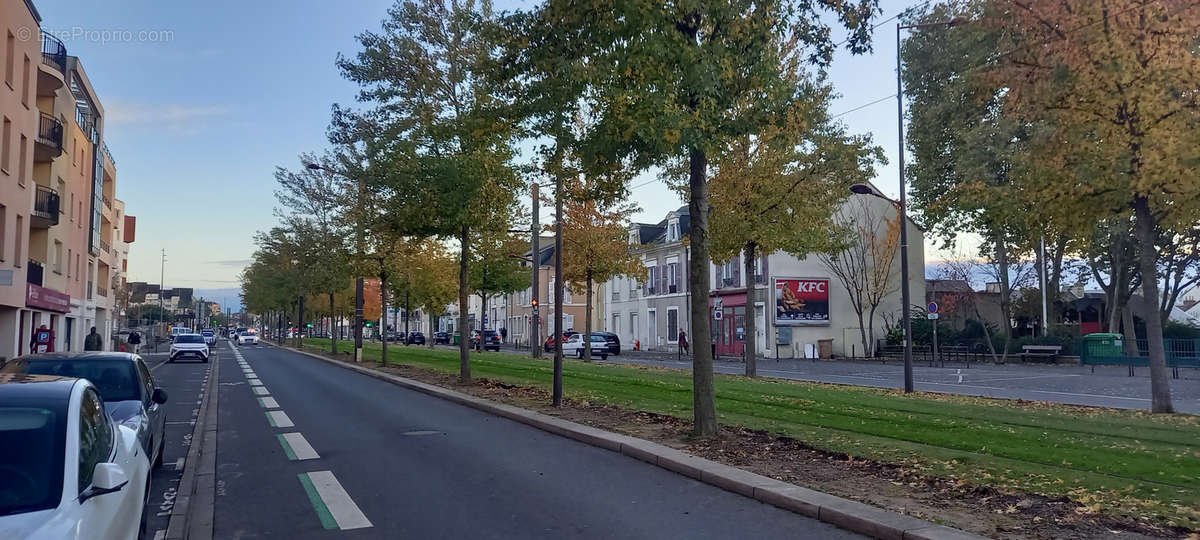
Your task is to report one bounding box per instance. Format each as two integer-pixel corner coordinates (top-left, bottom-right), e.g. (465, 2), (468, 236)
(302, 338), (1200, 529)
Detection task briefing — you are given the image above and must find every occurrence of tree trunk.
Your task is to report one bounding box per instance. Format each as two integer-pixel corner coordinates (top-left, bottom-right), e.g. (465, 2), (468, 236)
(1121, 303), (1139, 357)
(867, 304), (879, 359)
(429, 311), (437, 349)
(458, 226), (472, 383)
(330, 293), (337, 354)
(1134, 197), (1173, 413)
(743, 242), (757, 376)
(687, 146), (717, 436)
(995, 239), (1013, 361)
(584, 273), (593, 362)
(553, 171), (565, 406)
(380, 272), (388, 367)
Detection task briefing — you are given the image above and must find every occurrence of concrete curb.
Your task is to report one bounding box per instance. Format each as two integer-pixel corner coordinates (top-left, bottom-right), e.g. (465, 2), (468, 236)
(279, 344), (989, 540)
(164, 344), (221, 540)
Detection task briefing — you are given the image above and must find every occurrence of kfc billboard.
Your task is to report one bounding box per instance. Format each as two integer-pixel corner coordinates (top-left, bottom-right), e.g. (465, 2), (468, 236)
(774, 278), (830, 326)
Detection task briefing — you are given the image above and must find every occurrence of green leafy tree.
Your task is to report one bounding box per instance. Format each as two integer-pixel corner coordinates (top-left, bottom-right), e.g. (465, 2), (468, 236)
(470, 230), (533, 337)
(518, 0), (879, 435)
(336, 0), (522, 382)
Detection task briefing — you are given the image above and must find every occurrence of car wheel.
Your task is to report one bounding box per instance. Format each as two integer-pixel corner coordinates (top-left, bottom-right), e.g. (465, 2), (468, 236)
(601, 354), (608, 360)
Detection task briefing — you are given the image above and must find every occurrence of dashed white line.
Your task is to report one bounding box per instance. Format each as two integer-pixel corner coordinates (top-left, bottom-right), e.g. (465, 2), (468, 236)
(305, 471), (373, 530)
(258, 396), (279, 409)
(266, 410), (294, 428)
(281, 432), (320, 460)
(252, 386), (270, 396)
(174, 457), (185, 470)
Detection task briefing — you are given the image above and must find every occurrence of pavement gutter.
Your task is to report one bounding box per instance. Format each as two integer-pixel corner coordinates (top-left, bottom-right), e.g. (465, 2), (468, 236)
(276, 344), (988, 540)
(164, 346), (221, 540)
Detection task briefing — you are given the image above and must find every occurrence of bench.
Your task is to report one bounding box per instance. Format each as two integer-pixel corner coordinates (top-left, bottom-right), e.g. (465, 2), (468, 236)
(1020, 345), (1062, 363)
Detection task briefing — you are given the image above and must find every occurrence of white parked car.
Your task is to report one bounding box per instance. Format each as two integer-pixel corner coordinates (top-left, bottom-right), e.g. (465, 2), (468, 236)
(169, 334), (210, 363)
(0, 375), (151, 539)
(200, 329), (216, 345)
(237, 331), (259, 346)
(561, 333), (610, 360)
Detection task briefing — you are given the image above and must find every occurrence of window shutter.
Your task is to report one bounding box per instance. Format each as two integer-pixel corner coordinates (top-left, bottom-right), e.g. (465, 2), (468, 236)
(660, 265), (668, 294)
(714, 263), (723, 288)
(732, 256), (741, 287)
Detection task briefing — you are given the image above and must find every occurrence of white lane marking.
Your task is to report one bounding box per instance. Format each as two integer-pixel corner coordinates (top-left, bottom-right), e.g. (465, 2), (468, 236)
(306, 471), (373, 530)
(248, 379), (263, 386)
(153, 529), (165, 540)
(282, 432), (320, 460)
(965, 374), (1083, 384)
(267, 410), (294, 428)
(174, 458), (185, 471)
(252, 386), (270, 396)
(259, 396), (279, 409)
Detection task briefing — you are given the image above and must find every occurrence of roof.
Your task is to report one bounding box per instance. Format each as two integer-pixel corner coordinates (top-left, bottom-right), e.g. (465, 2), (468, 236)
(925, 279), (974, 293)
(632, 206), (691, 246)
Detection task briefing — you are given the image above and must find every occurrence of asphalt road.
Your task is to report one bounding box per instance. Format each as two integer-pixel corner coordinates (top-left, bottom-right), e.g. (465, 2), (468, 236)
(438, 341), (1200, 414)
(139, 351), (212, 539)
(203, 341), (863, 539)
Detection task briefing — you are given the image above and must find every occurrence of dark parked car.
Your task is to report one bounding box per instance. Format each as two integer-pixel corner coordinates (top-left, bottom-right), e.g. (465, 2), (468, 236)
(406, 332), (426, 345)
(544, 331), (579, 352)
(1, 352), (169, 469)
(591, 331), (621, 355)
(433, 332), (450, 345)
(471, 330), (501, 351)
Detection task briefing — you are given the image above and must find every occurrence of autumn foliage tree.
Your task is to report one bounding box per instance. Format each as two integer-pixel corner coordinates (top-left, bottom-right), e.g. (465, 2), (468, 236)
(709, 70), (882, 375)
(994, 0), (1200, 413)
(561, 179), (646, 362)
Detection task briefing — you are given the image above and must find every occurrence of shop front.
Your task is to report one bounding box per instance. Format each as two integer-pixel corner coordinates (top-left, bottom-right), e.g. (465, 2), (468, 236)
(21, 283), (71, 355)
(710, 291), (746, 357)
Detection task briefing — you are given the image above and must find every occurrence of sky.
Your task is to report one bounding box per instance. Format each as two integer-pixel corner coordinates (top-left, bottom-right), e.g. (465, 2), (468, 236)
(36, 0), (970, 301)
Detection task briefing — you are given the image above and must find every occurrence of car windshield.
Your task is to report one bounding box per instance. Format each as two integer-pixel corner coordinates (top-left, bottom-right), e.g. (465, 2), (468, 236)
(5, 360), (141, 402)
(175, 335), (205, 344)
(201, 330), (215, 336)
(0, 406), (65, 516)
(241, 331), (256, 336)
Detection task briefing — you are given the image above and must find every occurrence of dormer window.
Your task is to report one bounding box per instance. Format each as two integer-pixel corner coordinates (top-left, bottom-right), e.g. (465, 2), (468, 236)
(629, 229), (639, 245)
(667, 220), (679, 242)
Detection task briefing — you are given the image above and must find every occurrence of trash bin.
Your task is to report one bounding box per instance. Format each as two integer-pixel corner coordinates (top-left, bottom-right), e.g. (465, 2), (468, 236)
(1082, 333), (1124, 358)
(818, 338), (834, 360)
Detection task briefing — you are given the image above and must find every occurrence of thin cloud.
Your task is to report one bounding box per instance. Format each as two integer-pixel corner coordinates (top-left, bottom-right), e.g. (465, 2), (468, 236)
(106, 101), (231, 132)
(205, 259), (251, 267)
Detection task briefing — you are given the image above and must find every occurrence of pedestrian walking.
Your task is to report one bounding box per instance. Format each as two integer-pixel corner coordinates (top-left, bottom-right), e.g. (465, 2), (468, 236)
(499, 327), (507, 343)
(678, 330), (689, 355)
(84, 327), (102, 351)
(128, 331), (142, 354)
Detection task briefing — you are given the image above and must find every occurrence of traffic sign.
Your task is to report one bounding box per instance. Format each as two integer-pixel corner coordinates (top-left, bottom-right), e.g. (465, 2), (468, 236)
(928, 301), (938, 314)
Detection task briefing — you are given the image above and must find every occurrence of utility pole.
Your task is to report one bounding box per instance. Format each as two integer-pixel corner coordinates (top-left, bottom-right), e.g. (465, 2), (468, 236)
(404, 287), (410, 340)
(380, 270), (388, 367)
(1039, 235), (1049, 337)
(296, 294), (304, 349)
(156, 249), (165, 352)
(531, 183), (541, 359)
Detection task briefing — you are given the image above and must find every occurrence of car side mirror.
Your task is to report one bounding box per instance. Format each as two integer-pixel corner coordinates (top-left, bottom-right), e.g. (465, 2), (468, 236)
(80, 462), (128, 502)
(152, 388), (168, 404)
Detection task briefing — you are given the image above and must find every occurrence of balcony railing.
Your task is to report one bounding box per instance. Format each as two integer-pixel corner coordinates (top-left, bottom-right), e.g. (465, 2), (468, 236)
(35, 113), (64, 161)
(102, 195), (112, 209)
(100, 239), (112, 254)
(97, 286), (108, 298)
(103, 143), (116, 166)
(28, 260), (45, 287)
(42, 33), (67, 74)
(31, 185), (60, 228)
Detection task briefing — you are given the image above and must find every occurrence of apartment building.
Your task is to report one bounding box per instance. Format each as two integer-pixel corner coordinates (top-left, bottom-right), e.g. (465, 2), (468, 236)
(605, 193), (926, 358)
(0, 1), (135, 358)
(502, 239), (602, 348)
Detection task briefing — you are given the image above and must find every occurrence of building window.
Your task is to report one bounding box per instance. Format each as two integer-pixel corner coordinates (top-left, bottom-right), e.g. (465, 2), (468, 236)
(629, 230), (638, 245)
(0, 205), (5, 261)
(5, 31), (14, 88)
(76, 253), (80, 282)
(646, 265), (658, 295)
(667, 222), (678, 242)
(611, 278), (620, 301)
(21, 55), (30, 107)
(611, 314), (620, 335)
(53, 240), (63, 274)
(668, 262), (678, 294)
(667, 308), (679, 343)
(18, 134), (26, 185)
(57, 179), (66, 213)
(2, 117), (10, 173)
(754, 257), (765, 284)
(67, 248), (71, 278)
(721, 260), (737, 288)
(14, 215), (22, 266)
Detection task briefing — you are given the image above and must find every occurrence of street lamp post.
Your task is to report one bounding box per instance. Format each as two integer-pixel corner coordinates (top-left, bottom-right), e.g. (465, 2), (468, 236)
(873, 18), (963, 394)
